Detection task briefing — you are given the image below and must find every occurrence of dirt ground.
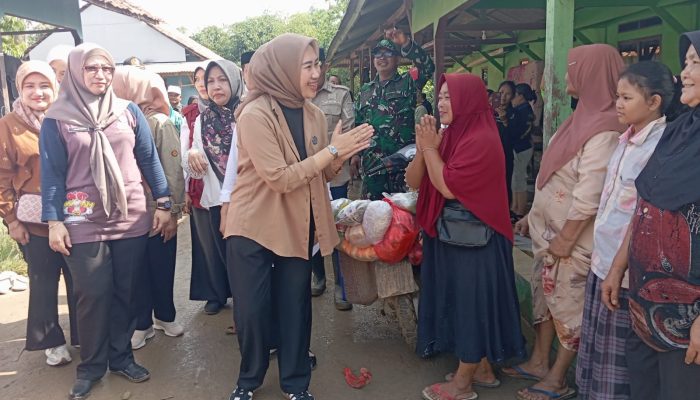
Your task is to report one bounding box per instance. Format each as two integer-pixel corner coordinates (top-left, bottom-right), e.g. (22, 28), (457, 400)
(0, 220), (538, 400)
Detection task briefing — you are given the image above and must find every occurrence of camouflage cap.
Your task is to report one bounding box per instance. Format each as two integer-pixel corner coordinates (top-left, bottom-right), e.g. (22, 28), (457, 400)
(372, 39), (400, 56)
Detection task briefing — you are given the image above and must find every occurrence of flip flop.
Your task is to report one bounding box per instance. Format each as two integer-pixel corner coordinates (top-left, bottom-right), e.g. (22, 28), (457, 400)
(516, 386), (576, 400)
(500, 365), (542, 381)
(422, 383), (478, 400)
(444, 373), (501, 388)
(225, 326), (237, 335)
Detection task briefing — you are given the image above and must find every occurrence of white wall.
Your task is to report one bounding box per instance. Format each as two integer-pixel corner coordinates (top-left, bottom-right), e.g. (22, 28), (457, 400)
(29, 5), (186, 63)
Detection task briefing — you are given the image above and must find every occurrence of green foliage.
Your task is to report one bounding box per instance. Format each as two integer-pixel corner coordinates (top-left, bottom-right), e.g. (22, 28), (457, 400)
(0, 229), (27, 276)
(1, 16), (29, 58)
(191, 0), (349, 64)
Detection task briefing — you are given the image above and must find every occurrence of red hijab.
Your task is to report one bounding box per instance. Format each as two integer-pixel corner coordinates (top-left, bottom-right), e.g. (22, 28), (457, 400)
(537, 44), (626, 189)
(417, 73), (513, 242)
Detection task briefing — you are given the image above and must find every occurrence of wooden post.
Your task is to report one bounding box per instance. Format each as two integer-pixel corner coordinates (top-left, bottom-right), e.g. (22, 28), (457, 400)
(434, 18), (446, 104)
(0, 53), (10, 117)
(543, 0), (574, 148)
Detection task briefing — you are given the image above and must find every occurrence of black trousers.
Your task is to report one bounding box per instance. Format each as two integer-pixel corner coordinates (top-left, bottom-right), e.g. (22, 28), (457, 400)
(21, 234), (78, 350)
(63, 235), (147, 381)
(227, 235), (312, 394)
(189, 206), (230, 303)
(626, 330), (700, 400)
(134, 234), (177, 330)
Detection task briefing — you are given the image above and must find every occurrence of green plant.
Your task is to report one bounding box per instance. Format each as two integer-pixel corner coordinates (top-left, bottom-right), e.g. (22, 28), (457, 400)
(0, 228), (27, 276)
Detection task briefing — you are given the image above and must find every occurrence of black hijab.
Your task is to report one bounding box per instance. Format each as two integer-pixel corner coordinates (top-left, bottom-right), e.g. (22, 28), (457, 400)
(636, 31), (700, 211)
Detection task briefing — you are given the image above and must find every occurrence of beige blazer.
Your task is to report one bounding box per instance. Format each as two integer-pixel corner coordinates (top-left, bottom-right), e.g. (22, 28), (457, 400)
(224, 94), (339, 259)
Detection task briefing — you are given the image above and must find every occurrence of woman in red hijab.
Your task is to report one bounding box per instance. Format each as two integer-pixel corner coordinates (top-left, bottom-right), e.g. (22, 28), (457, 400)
(406, 73), (526, 400)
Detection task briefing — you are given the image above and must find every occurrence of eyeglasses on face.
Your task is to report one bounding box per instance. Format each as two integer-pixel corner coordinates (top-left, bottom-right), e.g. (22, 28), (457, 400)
(83, 65), (115, 75)
(373, 50), (396, 59)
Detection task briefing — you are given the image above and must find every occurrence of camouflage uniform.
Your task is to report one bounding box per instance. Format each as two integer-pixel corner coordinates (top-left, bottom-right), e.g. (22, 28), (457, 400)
(312, 81), (354, 187)
(355, 39), (434, 199)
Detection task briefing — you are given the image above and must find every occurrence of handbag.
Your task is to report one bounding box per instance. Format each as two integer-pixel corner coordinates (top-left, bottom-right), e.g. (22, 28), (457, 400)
(437, 200), (493, 247)
(16, 193), (46, 226)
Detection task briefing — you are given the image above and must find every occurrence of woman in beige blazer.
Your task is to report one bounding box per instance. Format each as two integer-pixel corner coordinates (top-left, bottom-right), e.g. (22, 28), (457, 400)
(222, 34), (372, 400)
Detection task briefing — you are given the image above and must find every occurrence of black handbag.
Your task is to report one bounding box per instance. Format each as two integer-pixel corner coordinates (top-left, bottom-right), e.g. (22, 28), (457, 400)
(437, 200), (494, 247)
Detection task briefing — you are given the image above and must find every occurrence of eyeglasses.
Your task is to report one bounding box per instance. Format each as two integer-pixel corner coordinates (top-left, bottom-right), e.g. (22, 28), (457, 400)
(373, 50), (396, 59)
(83, 65), (115, 75)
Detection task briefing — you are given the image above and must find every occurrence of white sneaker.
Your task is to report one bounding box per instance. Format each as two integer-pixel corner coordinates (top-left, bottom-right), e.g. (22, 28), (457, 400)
(131, 327), (155, 350)
(10, 275), (28, 291)
(153, 319), (184, 337)
(45, 345), (72, 366)
(0, 271), (15, 294)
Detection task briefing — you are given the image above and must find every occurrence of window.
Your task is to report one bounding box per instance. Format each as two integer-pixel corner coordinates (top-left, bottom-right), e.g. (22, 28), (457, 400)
(618, 16), (662, 33)
(618, 36), (661, 64)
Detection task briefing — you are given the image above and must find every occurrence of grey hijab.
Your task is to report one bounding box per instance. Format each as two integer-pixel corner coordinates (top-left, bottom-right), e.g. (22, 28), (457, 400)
(46, 43), (130, 220)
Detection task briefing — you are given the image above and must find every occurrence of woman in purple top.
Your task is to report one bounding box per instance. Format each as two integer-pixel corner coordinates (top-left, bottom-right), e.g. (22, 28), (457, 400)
(39, 43), (171, 400)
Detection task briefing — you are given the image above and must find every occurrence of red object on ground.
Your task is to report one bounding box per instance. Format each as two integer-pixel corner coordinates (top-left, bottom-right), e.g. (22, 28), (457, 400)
(374, 199), (420, 264)
(343, 367), (372, 389)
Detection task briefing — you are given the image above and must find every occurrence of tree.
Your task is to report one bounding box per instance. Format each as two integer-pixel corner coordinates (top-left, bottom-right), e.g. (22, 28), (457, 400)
(1, 16), (28, 58)
(191, 0), (349, 64)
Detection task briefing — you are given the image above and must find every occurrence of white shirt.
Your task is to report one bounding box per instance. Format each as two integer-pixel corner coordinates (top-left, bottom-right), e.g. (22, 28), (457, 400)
(181, 115), (238, 209)
(590, 117), (665, 286)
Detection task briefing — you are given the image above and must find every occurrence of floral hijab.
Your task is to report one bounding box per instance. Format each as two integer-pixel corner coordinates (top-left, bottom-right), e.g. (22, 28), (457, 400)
(201, 60), (243, 182)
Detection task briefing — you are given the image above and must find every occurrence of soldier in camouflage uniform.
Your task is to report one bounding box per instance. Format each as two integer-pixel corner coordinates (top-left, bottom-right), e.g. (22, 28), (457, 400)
(310, 48), (354, 311)
(354, 30), (435, 200)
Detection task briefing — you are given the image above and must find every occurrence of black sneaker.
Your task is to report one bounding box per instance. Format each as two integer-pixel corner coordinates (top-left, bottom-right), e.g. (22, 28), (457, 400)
(229, 387), (254, 400)
(109, 362), (150, 383)
(283, 391), (314, 400)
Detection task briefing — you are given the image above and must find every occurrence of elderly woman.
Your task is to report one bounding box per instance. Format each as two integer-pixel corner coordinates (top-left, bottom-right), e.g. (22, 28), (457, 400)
(0, 61), (78, 367)
(505, 44), (626, 400)
(222, 34), (373, 400)
(406, 73), (526, 400)
(602, 30), (700, 400)
(112, 66), (186, 348)
(40, 43), (171, 400)
(182, 60), (243, 317)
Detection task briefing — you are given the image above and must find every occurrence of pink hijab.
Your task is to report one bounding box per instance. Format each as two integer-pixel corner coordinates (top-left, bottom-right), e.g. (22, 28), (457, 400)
(537, 44), (626, 189)
(112, 66), (170, 117)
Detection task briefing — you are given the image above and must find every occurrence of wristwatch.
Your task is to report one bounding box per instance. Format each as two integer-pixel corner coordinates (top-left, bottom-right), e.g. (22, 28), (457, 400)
(327, 145), (339, 159)
(156, 199), (173, 211)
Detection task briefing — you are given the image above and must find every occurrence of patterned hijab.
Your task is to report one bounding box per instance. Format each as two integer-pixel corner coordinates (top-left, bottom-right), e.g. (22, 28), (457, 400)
(201, 60), (244, 182)
(45, 43), (130, 219)
(13, 60), (58, 132)
(112, 66), (170, 117)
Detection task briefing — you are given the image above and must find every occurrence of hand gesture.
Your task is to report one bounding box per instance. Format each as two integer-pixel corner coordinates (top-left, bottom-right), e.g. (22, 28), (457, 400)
(8, 220), (30, 246)
(548, 234), (575, 258)
(49, 222), (72, 256)
(330, 122), (374, 161)
(385, 27), (409, 48)
(187, 149), (209, 177)
(514, 214), (529, 237)
(152, 209), (171, 236)
(601, 267), (625, 311)
(416, 115), (442, 151)
(685, 318), (700, 365)
(161, 215), (178, 243)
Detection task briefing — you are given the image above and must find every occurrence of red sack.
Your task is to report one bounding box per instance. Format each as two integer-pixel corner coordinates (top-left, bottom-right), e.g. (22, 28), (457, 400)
(373, 199), (420, 264)
(408, 237), (423, 266)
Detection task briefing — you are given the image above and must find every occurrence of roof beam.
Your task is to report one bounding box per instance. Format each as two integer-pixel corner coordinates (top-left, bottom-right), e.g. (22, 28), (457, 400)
(446, 21), (545, 31)
(477, 49), (504, 73)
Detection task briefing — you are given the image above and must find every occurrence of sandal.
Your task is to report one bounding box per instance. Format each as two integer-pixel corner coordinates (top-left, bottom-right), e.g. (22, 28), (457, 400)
(444, 373), (500, 388)
(225, 326), (237, 335)
(501, 365), (542, 381)
(422, 383), (478, 400)
(516, 386), (576, 400)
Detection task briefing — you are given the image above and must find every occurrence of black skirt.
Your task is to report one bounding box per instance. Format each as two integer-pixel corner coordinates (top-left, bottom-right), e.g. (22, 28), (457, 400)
(417, 232), (527, 364)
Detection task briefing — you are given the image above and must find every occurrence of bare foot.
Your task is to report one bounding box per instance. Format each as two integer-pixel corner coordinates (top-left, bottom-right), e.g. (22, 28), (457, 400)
(516, 380), (574, 400)
(501, 360), (548, 381)
(424, 381), (476, 400)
